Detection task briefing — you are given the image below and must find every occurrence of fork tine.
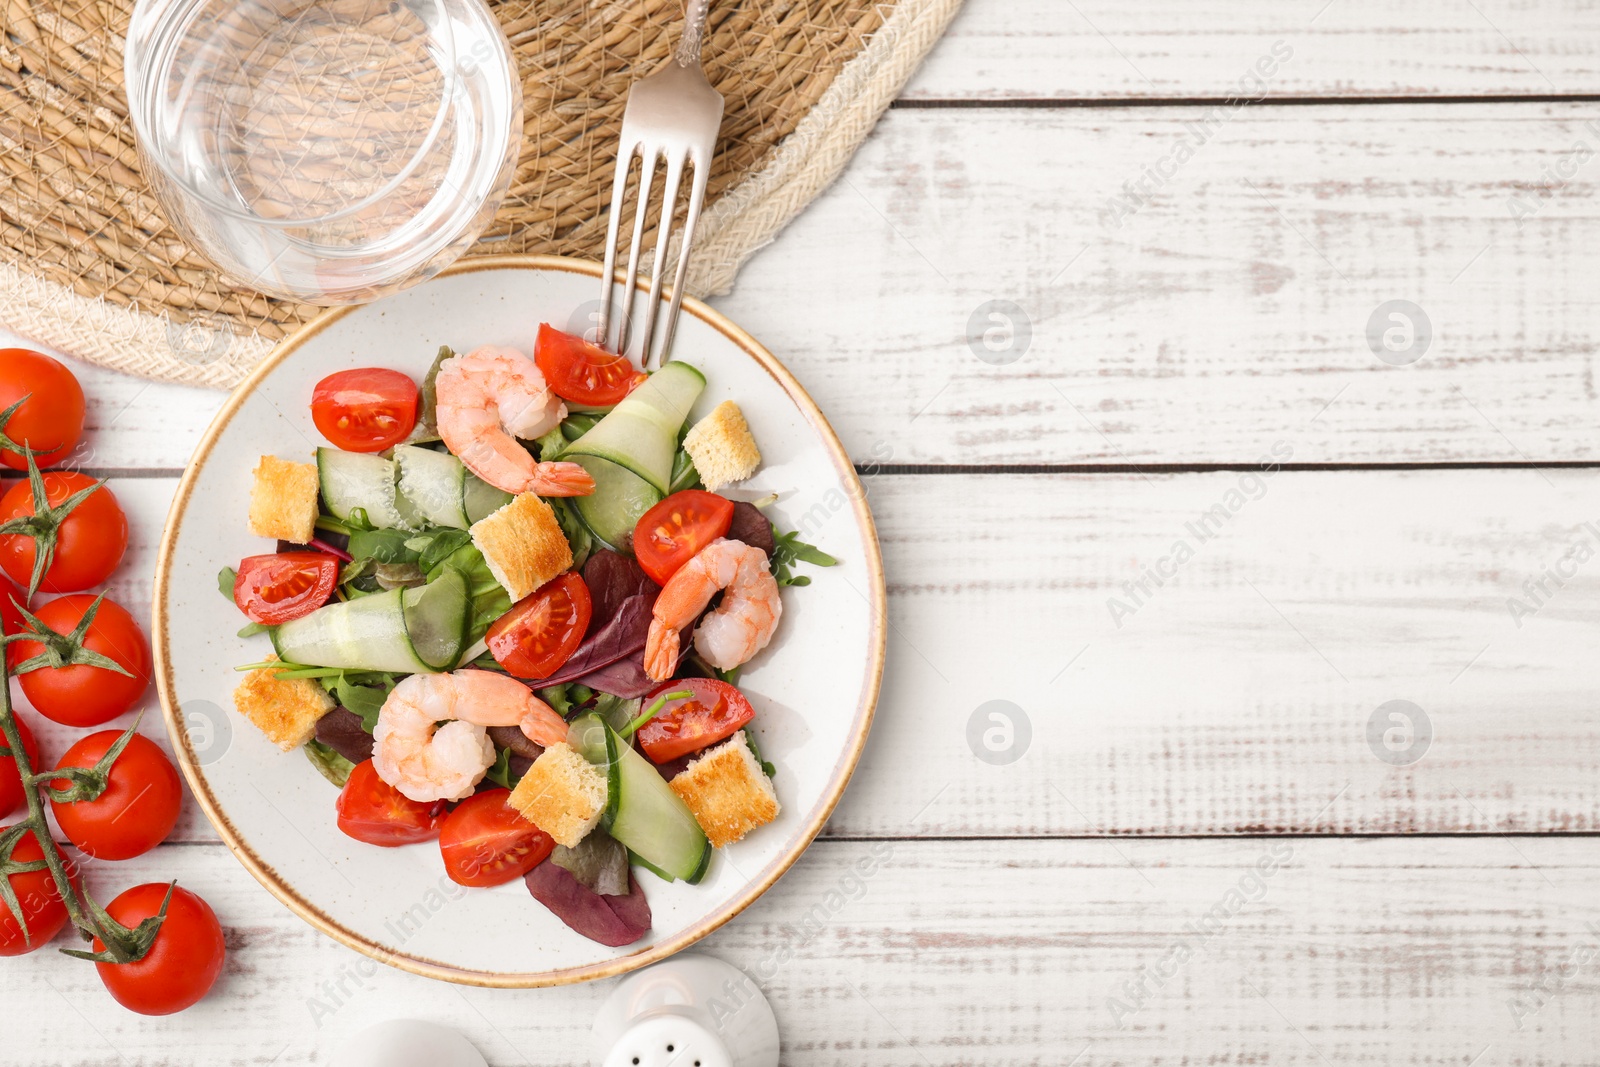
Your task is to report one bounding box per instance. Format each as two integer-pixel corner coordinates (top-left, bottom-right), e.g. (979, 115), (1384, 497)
(596, 142), (636, 350)
(656, 155), (710, 364)
(615, 145), (657, 358)
(636, 152), (686, 369)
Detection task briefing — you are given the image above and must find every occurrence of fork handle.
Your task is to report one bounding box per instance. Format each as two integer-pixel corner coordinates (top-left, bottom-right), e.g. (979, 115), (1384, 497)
(675, 0), (713, 67)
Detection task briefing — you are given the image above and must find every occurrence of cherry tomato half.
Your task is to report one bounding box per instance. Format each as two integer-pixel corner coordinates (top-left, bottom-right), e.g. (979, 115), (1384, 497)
(336, 760), (445, 846)
(233, 552), (340, 625)
(0, 829), (69, 956)
(637, 677), (757, 764)
(0, 712), (40, 819)
(0, 349), (85, 470)
(311, 368), (419, 452)
(486, 572), (592, 679)
(10, 594), (151, 727)
(0, 473), (127, 593)
(533, 324), (646, 408)
(93, 883), (226, 1016)
(632, 490), (734, 587)
(50, 731), (182, 860)
(439, 788), (555, 887)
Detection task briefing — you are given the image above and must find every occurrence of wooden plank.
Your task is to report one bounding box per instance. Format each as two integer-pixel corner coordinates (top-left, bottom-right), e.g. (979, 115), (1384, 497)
(30, 105), (1600, 469)
(904, 0), (1600, 101)
(42, 470), (1600, 842)
(5, 836), (1600, 1065)
(717, 103), (1600, 465)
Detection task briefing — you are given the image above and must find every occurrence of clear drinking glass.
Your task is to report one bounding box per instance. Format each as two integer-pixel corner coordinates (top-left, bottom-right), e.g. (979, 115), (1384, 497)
(125, 0), (522, 304)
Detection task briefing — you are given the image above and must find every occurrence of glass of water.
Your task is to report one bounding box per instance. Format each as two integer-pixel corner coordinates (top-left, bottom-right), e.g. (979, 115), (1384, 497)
(125, 0), (522, 305)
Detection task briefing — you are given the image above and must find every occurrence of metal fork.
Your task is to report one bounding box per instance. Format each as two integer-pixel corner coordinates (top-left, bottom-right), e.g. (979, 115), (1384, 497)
(595, 0), (725, 368)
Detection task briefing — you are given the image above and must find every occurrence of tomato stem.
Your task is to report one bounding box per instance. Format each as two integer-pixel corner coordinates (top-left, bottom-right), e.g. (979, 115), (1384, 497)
(9, 593), (134, 678)
(622, 690), (692, 739)
(0, 632), (171, 962)
(0, 447), (108, 600)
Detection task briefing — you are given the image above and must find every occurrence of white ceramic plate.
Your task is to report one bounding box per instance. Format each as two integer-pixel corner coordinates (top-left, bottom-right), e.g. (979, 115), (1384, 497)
(154, 255), (885, 986)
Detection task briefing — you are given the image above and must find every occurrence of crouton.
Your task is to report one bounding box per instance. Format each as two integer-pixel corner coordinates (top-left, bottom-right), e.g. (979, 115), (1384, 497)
(682, 401), (761, 491)
(509, 742), (607, 847)
(232, 657), (335, 750)
(469, 492), (572, 601)
(669, 736), (779, 848)
(248, 454), (320, 543)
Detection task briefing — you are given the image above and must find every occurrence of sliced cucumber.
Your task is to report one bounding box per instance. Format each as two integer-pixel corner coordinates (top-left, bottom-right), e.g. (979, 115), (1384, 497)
(272, 588), (425, 673)
(463, 472), (513, 525)
(271, 568), (469, 673)
(561, 362), (705, 495)
(568, 455), (662, 554)
(567, 713), (710, 883)
(395, 444), (470, 529)
(401, 568), (469, 670)
(317, 448), (409, 530)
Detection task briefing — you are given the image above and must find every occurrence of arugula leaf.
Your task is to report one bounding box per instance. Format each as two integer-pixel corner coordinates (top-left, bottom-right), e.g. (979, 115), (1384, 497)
(322, 673), (393, 733)
(743, 727), (776, 779)
(346, 527), (419, 564)
(237, 621), (270, 638)
(668, 450), (701, 494)
(483, 745), (518, 789)
(767, 524), (837, 587)
(415, 346), (453, 439)
(413, 528), (473, 573)
(560, 413), (603, 441)
(551, 498), (593, 570)
(536, 425), (566, 462)
(538, 683), (595, 718)
(304, 739), (356, 787)
(217, 566), (236, 601)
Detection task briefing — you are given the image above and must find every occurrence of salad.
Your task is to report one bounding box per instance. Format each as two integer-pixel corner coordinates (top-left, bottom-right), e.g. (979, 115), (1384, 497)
(225, 324), (832, 947)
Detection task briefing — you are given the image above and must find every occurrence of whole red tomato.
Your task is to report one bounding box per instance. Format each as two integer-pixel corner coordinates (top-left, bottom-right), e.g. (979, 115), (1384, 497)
(0, 349), (85, 470)
(0, 473), (127, 593)
(10, 594), (151, 727)
(0, 829), (69, 956)
(49, 731), (182, 860)
(93, 884), (225, 1015)
(0, 712), (40, 819)
(336, 760), (444, 846)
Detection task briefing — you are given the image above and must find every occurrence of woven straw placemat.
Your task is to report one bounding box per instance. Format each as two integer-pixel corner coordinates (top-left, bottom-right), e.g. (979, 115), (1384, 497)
(0, 0), (960, 388)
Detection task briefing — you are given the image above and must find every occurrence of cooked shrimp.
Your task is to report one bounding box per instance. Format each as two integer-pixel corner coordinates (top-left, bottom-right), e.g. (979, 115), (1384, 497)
(371, 669), (569, 802)
(643, 538), (782, 681)
(435, 344), (595, 497)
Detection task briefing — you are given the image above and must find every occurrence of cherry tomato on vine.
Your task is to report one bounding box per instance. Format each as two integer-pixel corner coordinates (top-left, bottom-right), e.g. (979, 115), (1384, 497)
(636, 678), (757, 764)
(311, 368), (419, 452)
(0, 472), (127, 593)
(49, 731), (182, 860)
(93, 883), (225, 1015)
(533, 324), (646, 408)
(0, 829), (69, 956)
(632, 490), (734, 586)
(486, 571), (592, 679)
(336, 760), (444, 846)
(439, 788), (555, 887)
(0, 348), (86, 470)
(10, 594), (151, 727)
(232, 552), (340, 625)
(0, 712), (40, 820)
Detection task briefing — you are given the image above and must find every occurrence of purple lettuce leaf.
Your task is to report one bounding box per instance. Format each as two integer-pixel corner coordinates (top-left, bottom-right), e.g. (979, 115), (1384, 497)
(525, 860), (651, 947)
(313, 708), (373, 765)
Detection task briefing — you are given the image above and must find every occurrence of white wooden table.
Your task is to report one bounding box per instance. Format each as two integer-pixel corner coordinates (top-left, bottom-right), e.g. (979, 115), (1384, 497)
(9, 1), (1600, 1062)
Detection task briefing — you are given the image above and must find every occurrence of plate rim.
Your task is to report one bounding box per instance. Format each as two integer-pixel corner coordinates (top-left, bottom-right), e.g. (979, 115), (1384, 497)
(152, 253), (887, 987)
